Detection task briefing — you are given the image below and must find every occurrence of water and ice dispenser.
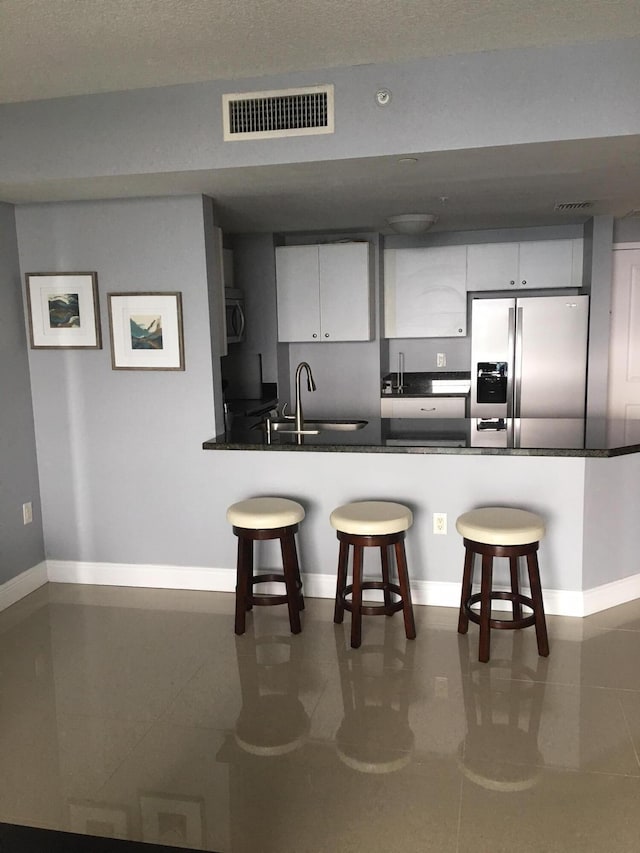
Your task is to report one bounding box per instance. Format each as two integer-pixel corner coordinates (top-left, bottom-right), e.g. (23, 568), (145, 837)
(476, 362), (508, 404)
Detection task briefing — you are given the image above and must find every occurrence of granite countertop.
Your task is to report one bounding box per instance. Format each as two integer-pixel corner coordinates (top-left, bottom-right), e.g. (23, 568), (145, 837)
(203, 416), (640, 458)
(381, 371), (471, 398)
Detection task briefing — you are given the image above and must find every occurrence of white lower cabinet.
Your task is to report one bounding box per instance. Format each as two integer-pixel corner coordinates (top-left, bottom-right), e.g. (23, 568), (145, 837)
(380, 396), (467, 418)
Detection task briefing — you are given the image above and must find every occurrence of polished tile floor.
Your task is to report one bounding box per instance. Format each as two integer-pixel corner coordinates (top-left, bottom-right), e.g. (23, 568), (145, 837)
(1, 582), (640, 852)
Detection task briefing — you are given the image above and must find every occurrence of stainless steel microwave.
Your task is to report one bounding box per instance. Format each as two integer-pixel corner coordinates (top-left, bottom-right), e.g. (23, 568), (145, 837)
(225, 288), (245, 344)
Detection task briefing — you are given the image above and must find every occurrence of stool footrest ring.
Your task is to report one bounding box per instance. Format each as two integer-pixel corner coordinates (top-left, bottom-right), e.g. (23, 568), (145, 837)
(340, 580), (404, 617)
(464, 591), (536, 631)
(247, 572), (303, 608)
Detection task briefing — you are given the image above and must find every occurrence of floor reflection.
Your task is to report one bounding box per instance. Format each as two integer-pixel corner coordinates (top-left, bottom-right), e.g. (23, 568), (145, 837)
(458, 633), (548, 791)
(334, 622), (415, 774)
(232, 630), (310, 757)
(1, 585), (640, 852)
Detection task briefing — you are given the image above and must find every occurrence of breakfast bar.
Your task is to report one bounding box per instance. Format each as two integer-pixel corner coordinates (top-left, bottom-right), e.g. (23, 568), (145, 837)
(203, 416), (638, 457)
(204, 418), (640, 620)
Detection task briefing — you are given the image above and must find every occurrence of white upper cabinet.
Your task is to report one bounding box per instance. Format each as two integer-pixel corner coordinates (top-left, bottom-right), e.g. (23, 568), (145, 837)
(466, 238), (583, 290)
(384, 246), (467, 338)
(275, 243), (372, 342)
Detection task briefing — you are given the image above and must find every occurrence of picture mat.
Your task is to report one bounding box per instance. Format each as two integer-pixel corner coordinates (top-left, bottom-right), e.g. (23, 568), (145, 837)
(26, 273), (100, 348)
(109, 293), (183, 369)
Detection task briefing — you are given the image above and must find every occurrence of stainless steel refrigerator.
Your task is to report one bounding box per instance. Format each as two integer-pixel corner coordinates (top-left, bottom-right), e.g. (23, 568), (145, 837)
(470, 295), (589, 447)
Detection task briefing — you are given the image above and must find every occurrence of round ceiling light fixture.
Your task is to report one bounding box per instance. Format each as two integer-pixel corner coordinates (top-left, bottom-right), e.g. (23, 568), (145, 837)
(386, 213), (438, 234)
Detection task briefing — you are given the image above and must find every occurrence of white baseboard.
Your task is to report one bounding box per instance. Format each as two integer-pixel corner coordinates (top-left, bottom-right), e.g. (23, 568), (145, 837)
(46, 560), (237, 593)
(2, 560), (639, 619)
(0, 562), (48, 613)
(581, 572), (640, 617)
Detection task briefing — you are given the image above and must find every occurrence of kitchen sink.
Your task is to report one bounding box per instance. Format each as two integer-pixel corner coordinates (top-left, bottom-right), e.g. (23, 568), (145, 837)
(269, 418), (368, 433)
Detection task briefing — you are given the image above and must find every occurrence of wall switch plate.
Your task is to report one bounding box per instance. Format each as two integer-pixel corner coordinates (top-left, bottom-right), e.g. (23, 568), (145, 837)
(22, 501), (33, 525)
(433, 512), (447, 534)
(436, 352), (446, 367)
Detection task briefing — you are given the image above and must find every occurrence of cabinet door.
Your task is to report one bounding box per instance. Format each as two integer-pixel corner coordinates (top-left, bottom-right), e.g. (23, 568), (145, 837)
(380, 396), (466, 418)
(466, 243), (519, 291)
(518, 239), (579, 288)
(275, 245), (320, 342)
(319, 243), (371, 341)
(384, 246), (467, 337)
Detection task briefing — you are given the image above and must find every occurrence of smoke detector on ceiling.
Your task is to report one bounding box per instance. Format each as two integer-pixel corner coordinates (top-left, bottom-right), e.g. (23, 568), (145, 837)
(387, 213), (438, 234)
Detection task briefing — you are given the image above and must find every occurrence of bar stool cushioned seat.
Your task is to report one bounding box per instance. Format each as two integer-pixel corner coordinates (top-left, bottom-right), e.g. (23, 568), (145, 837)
(227, 497), (305, 636)
(331, 501), (416, 649)
(456, 506), (549, 663)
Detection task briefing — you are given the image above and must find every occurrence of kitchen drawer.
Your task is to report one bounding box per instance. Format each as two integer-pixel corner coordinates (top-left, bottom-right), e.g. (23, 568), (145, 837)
(380, 396), (467, 418)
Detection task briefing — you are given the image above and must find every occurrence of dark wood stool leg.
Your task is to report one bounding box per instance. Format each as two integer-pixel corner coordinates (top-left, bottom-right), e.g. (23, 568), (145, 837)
(478, 552), (493, 663)
(394, 539), (416, 640)
(458, 545), (474, 634)
(235, 535), (253, 635)
(380, 545), (393, 613)
(280, 531), (302, 635)
(350, 544), (364, 649)
(510, 555), (523, 620)
(526, 551), (549, 657)
(289, 529), (305, 611)
(334, 539), (349, 624)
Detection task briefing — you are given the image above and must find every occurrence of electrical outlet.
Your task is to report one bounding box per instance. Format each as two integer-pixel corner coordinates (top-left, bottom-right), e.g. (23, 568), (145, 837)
(22, 501), (33, 525)
(436, 352), (446, 367)
(433, 512), (447, 534)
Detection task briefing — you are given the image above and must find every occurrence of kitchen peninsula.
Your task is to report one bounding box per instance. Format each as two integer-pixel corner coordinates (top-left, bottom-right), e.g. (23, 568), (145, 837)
(203, 418), (640, 621)
(203, 416), (638, 457)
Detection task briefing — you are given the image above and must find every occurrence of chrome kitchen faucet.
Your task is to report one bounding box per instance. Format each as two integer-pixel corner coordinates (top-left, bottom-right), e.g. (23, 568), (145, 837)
(294, 361), (317, 432)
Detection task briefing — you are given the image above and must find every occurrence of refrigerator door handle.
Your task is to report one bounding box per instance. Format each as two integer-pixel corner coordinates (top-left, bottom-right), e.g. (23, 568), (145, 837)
(514, 306), (524, 419)
(506, 307), (516, 418)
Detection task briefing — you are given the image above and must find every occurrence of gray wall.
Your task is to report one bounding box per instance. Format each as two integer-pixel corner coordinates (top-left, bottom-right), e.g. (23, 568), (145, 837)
(582, 454), (640, 588)
(1, 39), (638, 187)
(231, 234), (279, 384)
(0, 202), (44, 581)
(15, 196), (219, 566)
(584, 216), (614, 442)
(614, 219), (640, 243)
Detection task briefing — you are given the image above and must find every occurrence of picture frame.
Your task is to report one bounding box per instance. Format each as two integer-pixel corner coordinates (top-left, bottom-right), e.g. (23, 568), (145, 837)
(108, 292), (185, 371)
(68, 801), (129, 839)
(25, 272), (101, 349)
(140, 793), (204, 848)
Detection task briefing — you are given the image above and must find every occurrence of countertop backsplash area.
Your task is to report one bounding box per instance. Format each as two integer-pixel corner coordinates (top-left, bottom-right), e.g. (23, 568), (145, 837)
(381, 370), (471, 397)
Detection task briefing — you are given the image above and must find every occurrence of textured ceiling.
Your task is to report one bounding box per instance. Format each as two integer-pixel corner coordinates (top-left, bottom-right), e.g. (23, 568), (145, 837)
(2, 1), (640, 232)
(2, 0), (640, 104)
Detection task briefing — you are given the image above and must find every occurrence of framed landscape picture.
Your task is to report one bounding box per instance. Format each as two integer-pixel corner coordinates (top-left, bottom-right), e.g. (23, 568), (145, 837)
(25, 272), (101, 349)
(108, 292), (185, 370)
(140, 793), (204, 848)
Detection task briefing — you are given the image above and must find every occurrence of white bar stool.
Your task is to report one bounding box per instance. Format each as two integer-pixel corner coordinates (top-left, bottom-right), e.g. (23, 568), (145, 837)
(227, 497), (305, 635)
(330, 500), (416, 648)
(456, 506), (549, 662)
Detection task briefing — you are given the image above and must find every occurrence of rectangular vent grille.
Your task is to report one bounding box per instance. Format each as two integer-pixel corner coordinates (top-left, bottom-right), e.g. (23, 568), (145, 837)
(223, 85), (334, 141)
(554, 201), (594, 211)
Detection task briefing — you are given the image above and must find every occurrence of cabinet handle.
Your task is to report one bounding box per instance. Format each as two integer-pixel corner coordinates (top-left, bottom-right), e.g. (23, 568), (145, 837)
(312, 333), (318, 338)
(521, 280), (527, 285)
(420, 407), (437, 412)
(324, 332), (330, 338)
(509, 280), (516, 286)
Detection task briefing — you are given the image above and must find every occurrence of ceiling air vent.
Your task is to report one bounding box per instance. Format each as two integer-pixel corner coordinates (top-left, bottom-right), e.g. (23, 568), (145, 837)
(222, 84), (334, 141)
(554, 201), (594, 212)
